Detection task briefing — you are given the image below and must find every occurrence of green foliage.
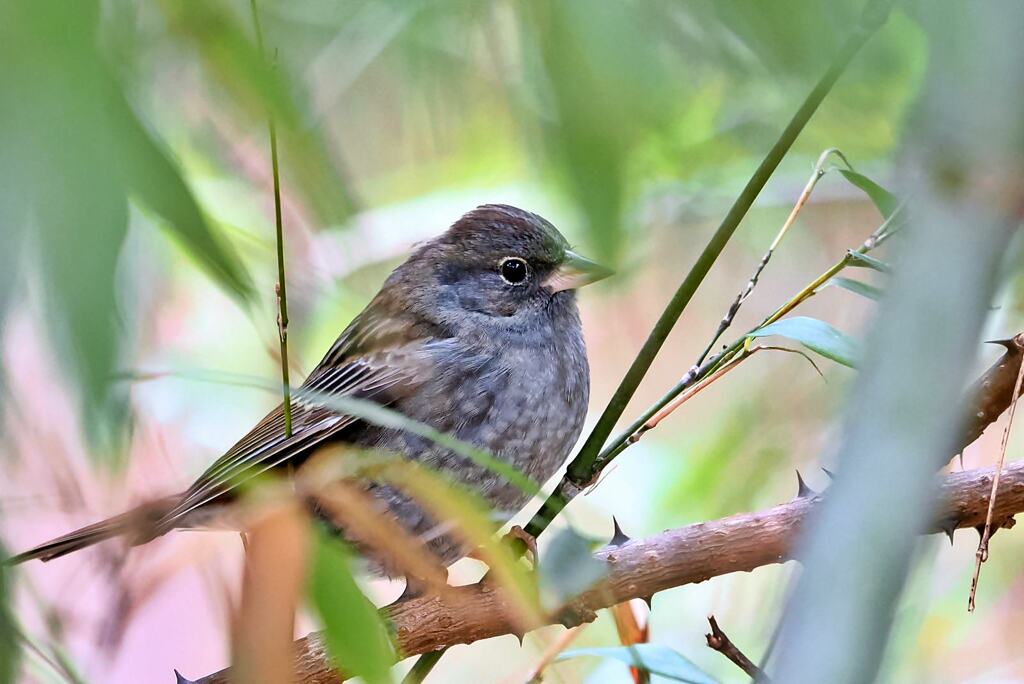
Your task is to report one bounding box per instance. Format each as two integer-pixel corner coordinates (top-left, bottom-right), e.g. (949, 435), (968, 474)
(308, 529), (394, 684)
(556, 644), (719, 683)
(0, 0), (253, 453)
(749, 316), (861, 368)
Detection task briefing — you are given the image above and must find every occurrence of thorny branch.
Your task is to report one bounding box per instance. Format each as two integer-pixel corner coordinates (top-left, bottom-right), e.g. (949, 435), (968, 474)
(191, 459), (1024, 684)
(186, 330), (1024, 683)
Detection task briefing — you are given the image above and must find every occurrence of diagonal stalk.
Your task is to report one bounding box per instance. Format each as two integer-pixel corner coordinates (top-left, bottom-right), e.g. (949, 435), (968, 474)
(524, 0), (896, 539)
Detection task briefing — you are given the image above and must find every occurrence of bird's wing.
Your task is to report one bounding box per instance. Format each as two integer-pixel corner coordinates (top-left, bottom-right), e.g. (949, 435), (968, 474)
(163, 310), (437, 526)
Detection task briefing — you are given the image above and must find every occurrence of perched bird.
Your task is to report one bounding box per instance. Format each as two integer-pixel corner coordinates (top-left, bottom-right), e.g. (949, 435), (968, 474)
(10, 204), (611, 570)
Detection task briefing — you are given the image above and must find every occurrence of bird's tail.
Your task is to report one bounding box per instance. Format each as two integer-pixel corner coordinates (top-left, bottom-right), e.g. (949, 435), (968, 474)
(6, 497), (179, 565)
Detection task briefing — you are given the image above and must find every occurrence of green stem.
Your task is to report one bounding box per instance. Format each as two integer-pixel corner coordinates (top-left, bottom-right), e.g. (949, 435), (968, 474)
(596, 212), (904, 467)
(524, 0), (893, 538)
(401, 650), (444, 684)
(250, 0), (293, 437)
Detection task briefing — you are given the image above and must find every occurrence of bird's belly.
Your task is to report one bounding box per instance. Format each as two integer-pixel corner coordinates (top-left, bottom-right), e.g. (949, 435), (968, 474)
(348, 341), (588, 569)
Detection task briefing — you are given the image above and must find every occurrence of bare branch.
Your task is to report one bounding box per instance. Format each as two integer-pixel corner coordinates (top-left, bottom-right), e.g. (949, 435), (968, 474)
(706, 615), (770, 682)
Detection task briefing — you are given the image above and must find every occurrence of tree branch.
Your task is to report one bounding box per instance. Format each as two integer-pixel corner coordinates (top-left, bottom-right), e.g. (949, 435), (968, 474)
(191, 460), (1024, 683)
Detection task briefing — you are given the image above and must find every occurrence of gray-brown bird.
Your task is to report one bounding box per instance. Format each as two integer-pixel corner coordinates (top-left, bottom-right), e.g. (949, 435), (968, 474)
(10, 204), (610, 569)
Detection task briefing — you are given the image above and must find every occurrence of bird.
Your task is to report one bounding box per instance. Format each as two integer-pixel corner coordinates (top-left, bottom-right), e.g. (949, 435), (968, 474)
(9, 204), (611, 572)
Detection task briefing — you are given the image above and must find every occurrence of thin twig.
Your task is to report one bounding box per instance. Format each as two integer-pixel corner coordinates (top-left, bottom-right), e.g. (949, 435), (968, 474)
(596, 211), (903, 466)
(250, 0), (293, 437)
(520, 625), (586, 684)
(706, 616), (770, 683)
(968, 355), (1024, 611)
(696, 148), (849, 366)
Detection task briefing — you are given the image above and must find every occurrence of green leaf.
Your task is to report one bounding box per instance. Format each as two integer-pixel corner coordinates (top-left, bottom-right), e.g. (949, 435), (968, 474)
(308, 529), (394, 684)
(838, 169), (899, 218)
(823, 277), (883, 301)
(538, 527), (607, 610)
(748, 316), (860, 368)
(556, 644), (719, 683)
(111, 89), (253, 303)
(845, 250), (892, 273)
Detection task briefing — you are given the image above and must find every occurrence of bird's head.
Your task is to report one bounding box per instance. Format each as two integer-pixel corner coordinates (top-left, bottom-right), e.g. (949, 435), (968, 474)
(403, 205), (611, 329)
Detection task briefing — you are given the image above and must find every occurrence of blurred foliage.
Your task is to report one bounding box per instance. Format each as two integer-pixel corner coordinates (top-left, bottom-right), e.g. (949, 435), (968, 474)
(308, 529), (394, 684)
(5, 1), (1008, 683)
(0, 0), (253, 455)
(556, 644), (718, 684)
(0, 0), (927, 457)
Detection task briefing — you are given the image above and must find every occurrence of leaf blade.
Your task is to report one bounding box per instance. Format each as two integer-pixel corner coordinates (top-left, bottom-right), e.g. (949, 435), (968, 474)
(748, 316), (860, 368)
(838, 169), (899, 218)
(556, 644), (719, 683)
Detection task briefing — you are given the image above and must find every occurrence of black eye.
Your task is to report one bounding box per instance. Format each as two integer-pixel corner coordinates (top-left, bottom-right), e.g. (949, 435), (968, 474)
(499, 257), (529, 285)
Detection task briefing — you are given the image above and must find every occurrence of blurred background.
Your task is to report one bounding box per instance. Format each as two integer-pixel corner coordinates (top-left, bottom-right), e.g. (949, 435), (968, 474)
(1, 1), (1023, 682)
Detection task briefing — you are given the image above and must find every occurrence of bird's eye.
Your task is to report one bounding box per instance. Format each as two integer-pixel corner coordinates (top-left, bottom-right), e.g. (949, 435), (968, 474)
(498, 257), (529, 285)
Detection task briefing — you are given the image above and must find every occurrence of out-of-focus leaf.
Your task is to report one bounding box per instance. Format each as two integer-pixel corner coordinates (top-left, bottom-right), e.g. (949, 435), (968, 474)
(539, 527), (607, 611)
(845, 250), (892, 273)
(748, 316), (860, 368)
(556, 644), (719, 684)
(822, 277), (883, 301)
(0, 0), (258, 452)
(308, 529), (394, 684)
(838, 169), (899, 218)
(159, 0), (357, 226)
(112, 90), (253, 302)
(0, 0), (130, 448)
(0, 545), (18, 684)
(527, 2), (677, 264)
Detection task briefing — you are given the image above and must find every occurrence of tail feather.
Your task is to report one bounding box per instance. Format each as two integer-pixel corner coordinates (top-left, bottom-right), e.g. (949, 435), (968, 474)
(6, 497), (179, 565)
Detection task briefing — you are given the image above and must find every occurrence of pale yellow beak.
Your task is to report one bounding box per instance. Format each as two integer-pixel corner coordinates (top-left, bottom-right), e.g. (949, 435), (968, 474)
(542, 250), (614, 293)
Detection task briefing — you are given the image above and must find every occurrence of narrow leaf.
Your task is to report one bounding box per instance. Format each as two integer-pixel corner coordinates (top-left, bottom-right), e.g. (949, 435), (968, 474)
(748, 316), (860, 368)
(111, 89), (253, 303)
(838, 169), (899, 218)
(556, 644), (719, 683)
(308, 530), (394, 684)
(822, 277), (883, 301)
(845, 250), (891, 273)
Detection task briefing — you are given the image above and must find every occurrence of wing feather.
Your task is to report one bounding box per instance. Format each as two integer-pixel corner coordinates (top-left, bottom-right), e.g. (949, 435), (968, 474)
(162, 344), (425, 525)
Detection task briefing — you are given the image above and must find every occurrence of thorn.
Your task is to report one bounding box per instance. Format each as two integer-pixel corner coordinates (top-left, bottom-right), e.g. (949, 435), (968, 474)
(821, 467), (835, 480)
(985, 337), (1019, 352)
(938, 517), (957, 545)
(795, 470), (816, 498)
(957, 452), (965, 470)
(610, 517), (631, 546)
(640, 594), (654, 609)
(174, 670), (198, 684)
(512, 630), (526, 646)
